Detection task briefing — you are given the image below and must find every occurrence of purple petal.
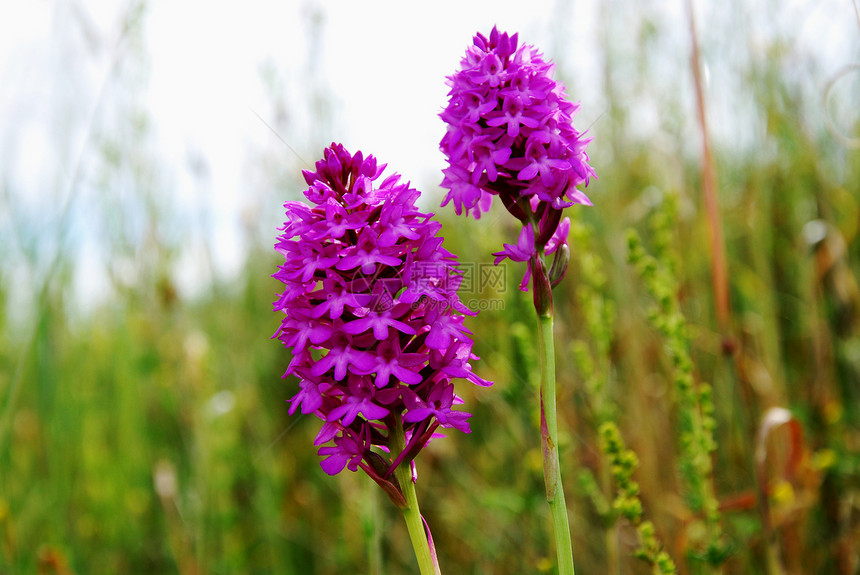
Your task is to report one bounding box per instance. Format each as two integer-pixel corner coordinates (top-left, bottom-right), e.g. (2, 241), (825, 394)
(318, 450), (349, 475)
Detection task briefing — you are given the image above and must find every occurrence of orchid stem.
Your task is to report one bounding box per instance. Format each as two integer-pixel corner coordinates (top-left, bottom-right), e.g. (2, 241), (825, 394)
(390, 415), (440, 575)
(537, 310), (576, 575)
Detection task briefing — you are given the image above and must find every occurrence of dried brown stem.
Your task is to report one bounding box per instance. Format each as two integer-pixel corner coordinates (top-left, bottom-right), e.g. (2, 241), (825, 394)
(686, 0), (733, 349)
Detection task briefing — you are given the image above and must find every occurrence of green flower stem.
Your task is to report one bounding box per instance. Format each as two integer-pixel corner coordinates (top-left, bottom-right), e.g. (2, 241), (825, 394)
(390, 415), (439, 575)
(537, 311), (576, 575)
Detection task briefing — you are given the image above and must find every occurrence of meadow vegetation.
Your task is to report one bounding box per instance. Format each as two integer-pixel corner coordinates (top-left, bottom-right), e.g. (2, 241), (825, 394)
(1, 3), (859, 574)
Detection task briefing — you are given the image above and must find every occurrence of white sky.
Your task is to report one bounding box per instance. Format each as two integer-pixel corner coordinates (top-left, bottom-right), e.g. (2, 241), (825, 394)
(143, 0), (594, 204)
(0, 0), (600, 313)
(0, 0), (858, 318)
(142, 0), (600, 300)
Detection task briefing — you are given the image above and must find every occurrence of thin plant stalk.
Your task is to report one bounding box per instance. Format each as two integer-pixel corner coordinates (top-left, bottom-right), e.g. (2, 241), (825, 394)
(686, 0), (732, 346)
(756, 408), (794, 575)
(390, 415), (439, 575)
(606, 520), (620, 575)
(537, 309), (576, 575)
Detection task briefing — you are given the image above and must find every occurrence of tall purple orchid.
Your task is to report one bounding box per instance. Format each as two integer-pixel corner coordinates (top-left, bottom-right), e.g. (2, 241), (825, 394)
(440, 26), (595, 314)
(274, 143), (490, 575)
(439, 28), (595, 575)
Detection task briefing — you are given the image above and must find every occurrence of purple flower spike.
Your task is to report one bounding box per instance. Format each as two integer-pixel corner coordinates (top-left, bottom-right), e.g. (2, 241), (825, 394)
(440, 27), (596, 309)
(274, 143), (492, 495)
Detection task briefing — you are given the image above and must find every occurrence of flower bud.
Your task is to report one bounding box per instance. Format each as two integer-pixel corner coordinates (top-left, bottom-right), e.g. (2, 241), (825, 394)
(548, 243), (570, 287)
(532, 257), (553, 317)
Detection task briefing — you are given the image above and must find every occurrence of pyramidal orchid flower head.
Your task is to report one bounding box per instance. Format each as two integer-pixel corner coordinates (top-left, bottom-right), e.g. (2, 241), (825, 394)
(440, 27), (596, 307)
(274, 143), (491, 503)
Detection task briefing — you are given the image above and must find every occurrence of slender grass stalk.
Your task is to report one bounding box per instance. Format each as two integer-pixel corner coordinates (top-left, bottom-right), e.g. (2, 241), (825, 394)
(755, 408), (796, 575)
(537, 310), (575, 575)
(389, 416), (439, 575)
(605, 521), (620, 575)
(686, 0), (732, 344)
(764, 541), (785, 575)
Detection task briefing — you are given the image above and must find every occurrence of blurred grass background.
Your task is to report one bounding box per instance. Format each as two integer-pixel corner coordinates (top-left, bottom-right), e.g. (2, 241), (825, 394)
(1, 1), (860, 574)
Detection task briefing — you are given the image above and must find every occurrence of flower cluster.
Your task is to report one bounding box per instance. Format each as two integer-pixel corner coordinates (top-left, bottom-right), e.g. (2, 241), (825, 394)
(439, 27), (595, 305)
(273, 143), (490, 501)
